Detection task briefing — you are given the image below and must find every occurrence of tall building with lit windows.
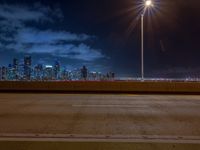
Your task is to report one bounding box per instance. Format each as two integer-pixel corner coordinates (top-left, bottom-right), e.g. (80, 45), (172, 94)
(54, 61), (60, 80)
(7, 64), (14, 80)
(24, 56), (32, 80)
(44, 65), (53, 80)
(34, 64), (43, 80)
(13, 58), (19, 80)
(1, 66), (8, 80)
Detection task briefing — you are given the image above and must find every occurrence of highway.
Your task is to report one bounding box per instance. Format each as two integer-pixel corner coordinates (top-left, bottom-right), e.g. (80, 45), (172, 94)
(0, 93), (200, 149)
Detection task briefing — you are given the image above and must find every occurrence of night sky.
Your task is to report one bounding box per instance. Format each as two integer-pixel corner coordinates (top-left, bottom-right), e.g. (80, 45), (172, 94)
(0, 0), (200, 77)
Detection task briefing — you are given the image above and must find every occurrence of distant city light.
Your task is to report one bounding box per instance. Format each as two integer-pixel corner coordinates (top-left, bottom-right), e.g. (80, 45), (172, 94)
(45, 65), (53, 68)
(0, 56), (115, 81)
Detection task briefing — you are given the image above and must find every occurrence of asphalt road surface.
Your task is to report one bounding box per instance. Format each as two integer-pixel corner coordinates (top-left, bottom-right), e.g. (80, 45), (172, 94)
(0, 93), (200, 149)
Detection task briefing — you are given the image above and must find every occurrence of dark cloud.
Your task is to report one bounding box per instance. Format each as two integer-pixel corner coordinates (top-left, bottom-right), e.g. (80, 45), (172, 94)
(0, 3), (105, 63)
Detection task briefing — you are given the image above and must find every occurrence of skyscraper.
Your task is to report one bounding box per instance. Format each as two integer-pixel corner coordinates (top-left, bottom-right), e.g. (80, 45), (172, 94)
(13, 58), (19, 80)
(34, 64), (43, 80)
(7, 64), (13, 80)
(13, 58), (18, 69)
(81, 66), (88, 80)
(24, 56), (32, 80)
(54, 60), (60, 80)
(2, 66), (7, 80)
(44, 65), (53, 80)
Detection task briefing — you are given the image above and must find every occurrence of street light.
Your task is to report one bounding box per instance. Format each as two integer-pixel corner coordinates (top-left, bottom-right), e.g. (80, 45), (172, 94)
(141, 0), (153, 80)
(145, 0), (152, 7)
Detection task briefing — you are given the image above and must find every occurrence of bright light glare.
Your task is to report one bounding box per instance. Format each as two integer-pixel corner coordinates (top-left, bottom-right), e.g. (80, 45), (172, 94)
(145, 0), (152, 7)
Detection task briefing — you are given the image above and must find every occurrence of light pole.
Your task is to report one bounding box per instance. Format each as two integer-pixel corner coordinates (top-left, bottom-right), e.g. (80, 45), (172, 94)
(141, 0), (153, 80)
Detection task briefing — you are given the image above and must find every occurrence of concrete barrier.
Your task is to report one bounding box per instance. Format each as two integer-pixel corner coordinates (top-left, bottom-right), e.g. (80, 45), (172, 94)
(0, 81), (200, 94)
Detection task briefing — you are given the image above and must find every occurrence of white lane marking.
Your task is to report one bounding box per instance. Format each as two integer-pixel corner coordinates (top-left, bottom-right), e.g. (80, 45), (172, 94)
(72, 104), (149, 108)
(0, 134), (200, 143)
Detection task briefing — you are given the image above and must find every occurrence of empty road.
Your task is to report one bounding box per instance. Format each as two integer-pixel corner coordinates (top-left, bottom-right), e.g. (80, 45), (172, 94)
(1, 93), (200, 150)
(0, 93), (200, 143)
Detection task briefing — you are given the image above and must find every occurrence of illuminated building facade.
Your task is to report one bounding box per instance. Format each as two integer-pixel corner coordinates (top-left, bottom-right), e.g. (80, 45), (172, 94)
(0, 56), (115, 81)
(24, 56), (32, 80)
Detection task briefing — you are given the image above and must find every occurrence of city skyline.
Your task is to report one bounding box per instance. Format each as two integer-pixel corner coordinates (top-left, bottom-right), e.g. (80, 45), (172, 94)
(0, 0), (200, 77)
(0, 55), (115, 81)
